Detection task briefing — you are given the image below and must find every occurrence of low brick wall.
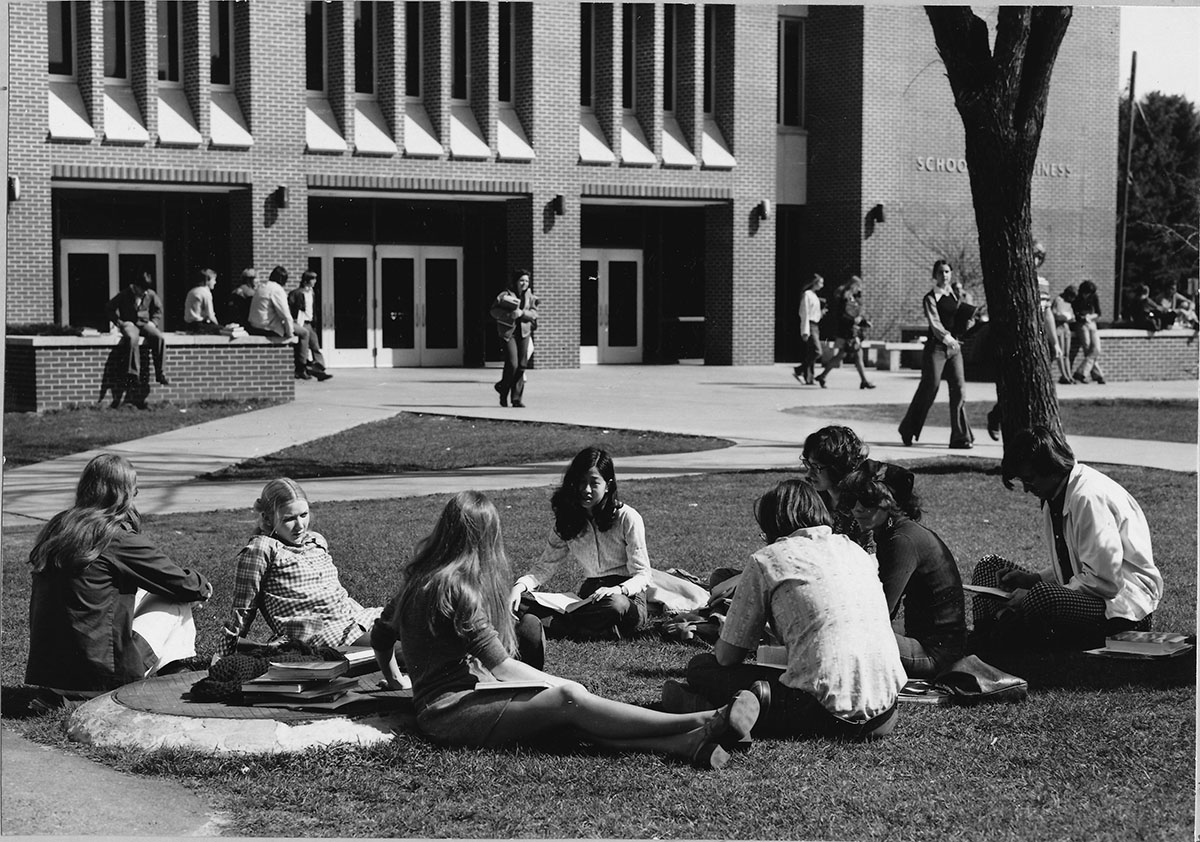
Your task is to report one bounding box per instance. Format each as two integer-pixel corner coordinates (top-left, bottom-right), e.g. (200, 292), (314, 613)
(5, 334), (297, 412)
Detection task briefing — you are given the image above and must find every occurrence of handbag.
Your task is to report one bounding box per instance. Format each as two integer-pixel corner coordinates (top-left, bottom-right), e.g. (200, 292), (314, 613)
(932, 654), (1029, 705)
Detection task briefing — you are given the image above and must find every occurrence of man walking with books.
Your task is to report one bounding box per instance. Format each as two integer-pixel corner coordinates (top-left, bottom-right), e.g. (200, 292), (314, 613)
(969, 426), (1162, 649)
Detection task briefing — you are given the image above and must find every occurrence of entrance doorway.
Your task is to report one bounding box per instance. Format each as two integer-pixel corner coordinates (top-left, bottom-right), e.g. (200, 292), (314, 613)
(309, 244), (463, 367)
(59, 239), (164, 331)
(579, 248), (643, 364)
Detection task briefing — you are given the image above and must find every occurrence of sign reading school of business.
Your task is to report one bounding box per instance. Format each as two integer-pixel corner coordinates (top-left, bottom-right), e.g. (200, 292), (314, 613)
(915, 156), (1072, 177)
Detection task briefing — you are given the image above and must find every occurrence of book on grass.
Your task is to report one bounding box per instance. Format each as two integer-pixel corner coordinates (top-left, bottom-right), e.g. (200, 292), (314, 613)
(898, 679), (953, 705)
(260, 660), (349, 682)
(756, 644), (787, 670)
(963, 584), (1014, 599)
(241, 676), (360, 698)
(1084, 631), (1195, 660)
(473, 680), (553, 691)
(527, 591), (600, 614)
(334, 645), (379, 677)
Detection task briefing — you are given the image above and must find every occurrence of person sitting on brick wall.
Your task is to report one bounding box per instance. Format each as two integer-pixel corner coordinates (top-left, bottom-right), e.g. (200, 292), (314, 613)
(247, 265), (331, 381)
(182, 268), (222, 334)
(106, 272), (170, 387)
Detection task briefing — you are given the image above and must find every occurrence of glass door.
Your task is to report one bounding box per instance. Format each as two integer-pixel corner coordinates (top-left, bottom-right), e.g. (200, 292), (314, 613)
(580, 248), (643, 364)
(314, 244), (375, 367)
(59, 239), (163, 330)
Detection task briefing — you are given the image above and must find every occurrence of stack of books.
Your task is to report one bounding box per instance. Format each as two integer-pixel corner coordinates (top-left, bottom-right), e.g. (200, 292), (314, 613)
(241, 660), (359, 706)
(220, 323), (248, 337)
(1084, 631), (1195, 660)
(335, 645), (379, 677)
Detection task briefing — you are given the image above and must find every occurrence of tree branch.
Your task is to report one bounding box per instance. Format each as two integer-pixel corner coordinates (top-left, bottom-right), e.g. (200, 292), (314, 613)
(1013, 7), (1072, 142)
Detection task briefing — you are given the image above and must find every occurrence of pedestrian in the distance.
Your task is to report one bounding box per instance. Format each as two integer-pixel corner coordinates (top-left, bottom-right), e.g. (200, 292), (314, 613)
(814, 275), (875, 390)
(792, 274), (825, 385)
(1071, 279), (1106, 384)
(490, 268), (538, 408)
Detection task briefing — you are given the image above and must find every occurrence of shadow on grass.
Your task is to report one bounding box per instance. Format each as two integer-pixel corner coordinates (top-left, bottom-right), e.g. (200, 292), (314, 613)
(975, 648), (1196, 693)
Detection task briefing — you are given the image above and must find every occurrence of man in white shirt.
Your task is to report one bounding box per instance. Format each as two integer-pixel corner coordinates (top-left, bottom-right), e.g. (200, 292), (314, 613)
(247, 266), (331, 381)
(183, 268), (221, 334)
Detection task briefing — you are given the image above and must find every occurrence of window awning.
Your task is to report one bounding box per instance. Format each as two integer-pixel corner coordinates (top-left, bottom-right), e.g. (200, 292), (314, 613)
(157, 87), (201, 147)
(306, 97), (347, 153)
(449, 104), (490, 160)
(661, 114), (696, 167)
(702, 115), (736, 169)
(103, 86), (149, 144)
(210, 90), (253, 148)
(48, 81), (95, 141)
(579, 111), (615, 164)
(497, 106), (535, 161)
(403, 102), (443, 158)
(620, 113), (656, 166)
(354, 99), (397, 156)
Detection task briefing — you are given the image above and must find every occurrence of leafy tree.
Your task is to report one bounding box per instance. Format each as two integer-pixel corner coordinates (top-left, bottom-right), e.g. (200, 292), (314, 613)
(925, 6), (1071, 441)
(1117, 91), (1200, 313)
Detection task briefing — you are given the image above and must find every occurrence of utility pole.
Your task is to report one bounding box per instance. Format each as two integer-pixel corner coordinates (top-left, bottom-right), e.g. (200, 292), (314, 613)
(1116, 51), (1137, 320)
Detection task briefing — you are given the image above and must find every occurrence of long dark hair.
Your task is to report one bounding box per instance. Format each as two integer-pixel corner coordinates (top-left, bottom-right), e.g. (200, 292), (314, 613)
(840, 460), (923, 522)
(29, 454), (140, 574)
(397, 491), (517, 656)
(551, 447), (622, 540)
(754, 479), (832, 543)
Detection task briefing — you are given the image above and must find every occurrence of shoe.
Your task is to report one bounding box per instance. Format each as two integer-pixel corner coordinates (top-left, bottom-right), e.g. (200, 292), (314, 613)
(1073, 373), (1087, 383)
(719, 680), (773, 749)
(815, 373), (827, 389)
(312, 369), (333, 381)
(949, 441), (974, 450)
(155, 373), (170, 386)
(900, 429), (913, 447)
(860, 381), (876, 390)
(494, 381), (505, 395)
(986, 411), (1001, 442)
(1092, 374), (1106, 385)
(690, 740), (731, 771)
(511, 400), (525, 408)
(295, 369), (311, 380)
(1058, 376), (1073, 385)
(661, 680), (711, 714)
(791, 369), (804, 384)
(689, 689), (760, 769)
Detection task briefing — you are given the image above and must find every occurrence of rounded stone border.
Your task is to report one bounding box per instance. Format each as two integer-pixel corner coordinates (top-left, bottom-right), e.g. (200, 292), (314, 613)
(67, 692), (413, 754)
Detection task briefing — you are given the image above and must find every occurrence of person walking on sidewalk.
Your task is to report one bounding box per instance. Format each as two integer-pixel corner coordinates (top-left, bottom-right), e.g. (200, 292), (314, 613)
(1071, 279), (1106, 385)
(814, 275), (875, 390)
(107, 272), (170, 387)
(490, 268), (539, 408)
(898, 260), (974, 449)
(792, 274), (825, 385)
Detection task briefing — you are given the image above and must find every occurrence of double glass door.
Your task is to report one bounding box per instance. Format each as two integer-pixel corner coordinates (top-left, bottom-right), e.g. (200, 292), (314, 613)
(580, 248), (643, 364)
(311, 244), (463, 367)
(59, 239), (163, 330)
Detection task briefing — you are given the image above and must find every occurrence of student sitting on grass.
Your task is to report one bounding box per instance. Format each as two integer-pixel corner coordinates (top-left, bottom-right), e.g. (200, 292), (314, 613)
(970, 426), (1162, 649)
(26, 454), (212, 696)
(394, 490), (763, 769)
(509, 447), (653, 641)
(840, 461), (967, 678)
(800, 425), (874, 551)
(670, 480), (906, 741)
(219, 478), (383, 658)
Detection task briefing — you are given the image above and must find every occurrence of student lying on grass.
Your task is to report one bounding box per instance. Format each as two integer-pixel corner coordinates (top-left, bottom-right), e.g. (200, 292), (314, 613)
(26, 454), (212, 698)
(666, 479), (907, 741)
(509, 447), (653, 641)
(840, 461), (967, 678)
(390, 490), (764, 770)
(219, 478), (385, 660)
(970, 426), (1162, 650)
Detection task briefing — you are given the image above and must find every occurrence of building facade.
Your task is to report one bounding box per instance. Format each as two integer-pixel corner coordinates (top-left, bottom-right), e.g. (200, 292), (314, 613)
(7, 2), (1119, 370)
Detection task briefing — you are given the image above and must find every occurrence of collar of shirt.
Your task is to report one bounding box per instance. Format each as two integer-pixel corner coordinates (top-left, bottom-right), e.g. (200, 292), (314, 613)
(1040, 473), (1071, 513)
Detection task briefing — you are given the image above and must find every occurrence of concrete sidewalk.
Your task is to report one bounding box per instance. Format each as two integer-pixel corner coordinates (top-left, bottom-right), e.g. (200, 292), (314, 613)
(3, 365), (1196, 524)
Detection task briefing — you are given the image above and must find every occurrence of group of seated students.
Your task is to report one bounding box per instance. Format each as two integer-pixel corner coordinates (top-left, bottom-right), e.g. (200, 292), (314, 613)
(26, 425), (1162, 769)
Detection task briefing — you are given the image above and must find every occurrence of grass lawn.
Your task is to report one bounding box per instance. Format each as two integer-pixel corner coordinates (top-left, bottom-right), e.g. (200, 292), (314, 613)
(2, 400), (287, 468)
(200, 412), (733, 480)
(787, 398), (1198, 444)
(2, 462), (1193, 839)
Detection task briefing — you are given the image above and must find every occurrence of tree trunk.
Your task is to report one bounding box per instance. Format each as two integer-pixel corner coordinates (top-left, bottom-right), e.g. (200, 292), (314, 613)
(925, 6), (1072, 443)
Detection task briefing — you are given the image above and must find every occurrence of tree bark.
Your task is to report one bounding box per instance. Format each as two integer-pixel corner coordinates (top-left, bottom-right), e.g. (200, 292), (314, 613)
(925, 6), (1072, 442)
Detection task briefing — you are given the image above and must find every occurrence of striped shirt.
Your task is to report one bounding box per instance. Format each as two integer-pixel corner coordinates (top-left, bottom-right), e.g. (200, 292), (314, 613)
(220, 531), (380, 656)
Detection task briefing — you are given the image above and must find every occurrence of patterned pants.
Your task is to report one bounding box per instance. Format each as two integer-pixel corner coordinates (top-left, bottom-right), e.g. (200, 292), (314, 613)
(971, 554), (1151, 649)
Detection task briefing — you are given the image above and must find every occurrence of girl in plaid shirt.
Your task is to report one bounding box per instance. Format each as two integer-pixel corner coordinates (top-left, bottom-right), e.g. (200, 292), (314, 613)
(219, 478), (382, 657)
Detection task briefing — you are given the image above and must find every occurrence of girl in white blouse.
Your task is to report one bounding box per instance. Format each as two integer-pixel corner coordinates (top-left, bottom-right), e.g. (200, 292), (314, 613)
(509, 447), (652, 641)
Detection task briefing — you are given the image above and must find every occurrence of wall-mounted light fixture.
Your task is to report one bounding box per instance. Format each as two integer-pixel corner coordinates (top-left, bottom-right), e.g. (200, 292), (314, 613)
(755, 199), (771, 221)
(274, 185), (289, 209)
(552, 194), (565, 216)
(8, 175), (21, 202)
(867, 203), (885, 224)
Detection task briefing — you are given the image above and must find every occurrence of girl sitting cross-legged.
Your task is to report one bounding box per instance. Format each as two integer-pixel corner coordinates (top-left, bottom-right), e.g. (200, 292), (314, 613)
(391, 490), (763, 770)
(509, 447), (652, 641)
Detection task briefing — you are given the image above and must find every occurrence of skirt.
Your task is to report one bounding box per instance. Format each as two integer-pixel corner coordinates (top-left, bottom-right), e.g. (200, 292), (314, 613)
(417, 686), (542, 747)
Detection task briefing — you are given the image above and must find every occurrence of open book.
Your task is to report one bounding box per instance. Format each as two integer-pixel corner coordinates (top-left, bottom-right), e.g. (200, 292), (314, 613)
(527, 591), (600, 614)
(963, 584), (1014, 599)
(898, 679), (953, 705)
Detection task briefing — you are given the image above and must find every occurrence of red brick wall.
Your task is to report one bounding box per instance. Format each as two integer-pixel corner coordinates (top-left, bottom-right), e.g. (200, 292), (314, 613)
(5, 336), (296, 413)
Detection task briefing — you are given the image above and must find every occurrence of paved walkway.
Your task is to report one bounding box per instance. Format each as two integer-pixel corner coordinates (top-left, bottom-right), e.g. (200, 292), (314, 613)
(3, 365), (1196, 525)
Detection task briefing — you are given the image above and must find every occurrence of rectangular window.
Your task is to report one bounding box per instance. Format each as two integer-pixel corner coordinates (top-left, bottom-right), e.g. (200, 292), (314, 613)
(157, 1), (181, 83)
(355, 1), (376, 95)
(104, 1), (129, 80)
(498, 2), (512, 103)
(210, 0), (232, 86)
(306, 0), (325, 92)
(621, 4), (635, 110)
(703, 5), (714, 114)
(778, 17), (805, 127)
(663, 5), (676, 112)
(580, 4), (593, 108)
(48, 2), (74, 76)
(451, 2), (468, 101)
(405, 1), (421, 98)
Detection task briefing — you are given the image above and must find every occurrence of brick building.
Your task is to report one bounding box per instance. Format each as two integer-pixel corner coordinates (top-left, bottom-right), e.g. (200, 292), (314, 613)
(6, 2), (1119, 371)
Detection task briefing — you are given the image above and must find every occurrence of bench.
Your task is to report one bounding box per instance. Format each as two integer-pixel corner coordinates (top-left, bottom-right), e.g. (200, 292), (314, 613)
(862, 338), (926, 371)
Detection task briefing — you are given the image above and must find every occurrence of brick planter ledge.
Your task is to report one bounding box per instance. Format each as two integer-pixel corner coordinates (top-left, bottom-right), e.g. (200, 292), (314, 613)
(5, 333), (297, 412)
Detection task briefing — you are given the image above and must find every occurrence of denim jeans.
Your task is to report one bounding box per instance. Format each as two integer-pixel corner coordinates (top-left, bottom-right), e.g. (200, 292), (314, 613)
(899, 343), (972, 446)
